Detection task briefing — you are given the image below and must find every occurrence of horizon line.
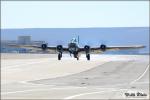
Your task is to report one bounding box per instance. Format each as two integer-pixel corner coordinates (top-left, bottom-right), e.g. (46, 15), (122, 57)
(1, 26), (149, 30)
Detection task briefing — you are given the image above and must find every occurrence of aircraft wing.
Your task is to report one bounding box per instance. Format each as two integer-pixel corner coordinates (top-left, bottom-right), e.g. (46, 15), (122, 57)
(79, 45), (145, 54)
(7, 44), (69, 53)
(103, 45), (145, 50)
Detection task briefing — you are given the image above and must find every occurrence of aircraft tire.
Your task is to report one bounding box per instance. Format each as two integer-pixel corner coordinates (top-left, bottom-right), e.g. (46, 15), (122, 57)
(58, 53), (62, 60)
(86, 54), (90, 60)
(77, 57), (79, 60)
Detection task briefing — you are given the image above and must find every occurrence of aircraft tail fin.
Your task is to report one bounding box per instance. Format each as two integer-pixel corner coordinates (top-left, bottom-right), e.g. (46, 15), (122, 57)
(77, 35), (79, 44)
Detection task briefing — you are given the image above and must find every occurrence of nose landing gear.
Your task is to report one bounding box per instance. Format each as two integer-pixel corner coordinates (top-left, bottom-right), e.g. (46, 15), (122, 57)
(74, 52), (79, 60)
(77, 56), (79, 60)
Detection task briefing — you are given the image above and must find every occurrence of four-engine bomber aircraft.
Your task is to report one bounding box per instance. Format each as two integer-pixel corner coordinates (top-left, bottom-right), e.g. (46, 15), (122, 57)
(8, 36), (145, 60)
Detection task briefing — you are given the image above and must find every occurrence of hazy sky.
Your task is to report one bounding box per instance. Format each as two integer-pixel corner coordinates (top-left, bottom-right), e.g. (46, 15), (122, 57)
(1, 1), (149, 29)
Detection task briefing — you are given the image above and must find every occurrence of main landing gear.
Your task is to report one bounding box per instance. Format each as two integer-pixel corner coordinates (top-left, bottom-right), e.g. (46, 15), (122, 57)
(86, 54), (90, 60)
(58, 53), (62, 60)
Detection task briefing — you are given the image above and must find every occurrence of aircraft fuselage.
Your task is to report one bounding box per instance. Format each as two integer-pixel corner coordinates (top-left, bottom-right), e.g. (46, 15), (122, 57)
(67, 38), (80, 59)
(68, 43), (79, 54)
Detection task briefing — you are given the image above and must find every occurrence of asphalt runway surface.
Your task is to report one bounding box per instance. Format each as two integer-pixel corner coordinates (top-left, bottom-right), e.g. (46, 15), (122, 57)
(1, 53), (149, 99)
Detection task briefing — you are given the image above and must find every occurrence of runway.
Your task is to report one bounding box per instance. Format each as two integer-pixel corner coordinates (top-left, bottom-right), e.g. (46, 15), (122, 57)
(1, 53), (149, 99)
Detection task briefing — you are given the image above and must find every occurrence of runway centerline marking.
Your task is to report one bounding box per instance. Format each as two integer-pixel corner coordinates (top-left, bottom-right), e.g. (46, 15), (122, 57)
(2, 55), (112, 70)
(130, 64), (149, 84)
(2, 60), (50, 70)
(20, 81), (56, 86)
(1, 87), (87, 95)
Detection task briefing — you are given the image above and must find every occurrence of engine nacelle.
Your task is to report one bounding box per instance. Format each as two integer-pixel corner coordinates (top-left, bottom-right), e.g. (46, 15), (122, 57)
(41, 43), (47, 50)
(84, 45), (90, 53)
(57, 45), (63, 53)
(100, 44), (106, 51)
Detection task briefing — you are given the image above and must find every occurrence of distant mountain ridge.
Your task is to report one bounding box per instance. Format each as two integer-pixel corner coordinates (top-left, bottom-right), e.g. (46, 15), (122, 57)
(1, 27), (149, 54)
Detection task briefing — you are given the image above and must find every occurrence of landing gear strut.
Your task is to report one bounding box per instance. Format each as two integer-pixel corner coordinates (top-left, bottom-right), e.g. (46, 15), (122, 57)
(77, 56), (79, 60)
(58, 53), (62, 60)
(86, 54), (90, 60)
(74, 52), (79, 60)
